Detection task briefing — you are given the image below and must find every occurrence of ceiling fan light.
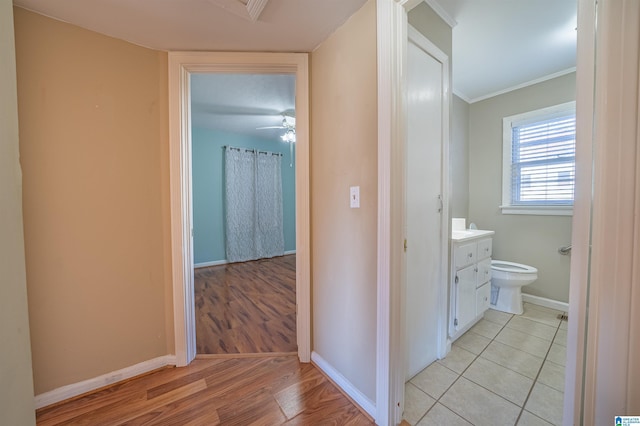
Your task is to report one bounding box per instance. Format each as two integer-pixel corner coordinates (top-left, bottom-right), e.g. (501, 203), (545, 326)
(281, 129), (296, 143)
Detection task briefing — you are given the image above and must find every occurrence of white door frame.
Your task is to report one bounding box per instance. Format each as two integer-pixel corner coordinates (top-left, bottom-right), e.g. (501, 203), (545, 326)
(376, 1), (433, 424)
(377, 0), (606, 425)
(168, 52), (310, 366)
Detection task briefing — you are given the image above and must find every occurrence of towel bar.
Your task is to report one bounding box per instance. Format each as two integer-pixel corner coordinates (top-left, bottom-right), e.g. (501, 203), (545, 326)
(558, 245), (572, 255)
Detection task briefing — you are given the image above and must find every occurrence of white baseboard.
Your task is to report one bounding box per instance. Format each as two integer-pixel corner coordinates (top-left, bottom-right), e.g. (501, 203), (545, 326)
(34, 355), (176, 409)
(194, 250), (297, 269)
(311, 351), (376, 419)
(522, 293), (569, 312)
(194, 260), (227, 268)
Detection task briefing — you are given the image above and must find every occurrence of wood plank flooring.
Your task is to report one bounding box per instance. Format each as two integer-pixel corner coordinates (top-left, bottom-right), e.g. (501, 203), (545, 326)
(195, 255), (297, 354)
(36, 356), (375, 425)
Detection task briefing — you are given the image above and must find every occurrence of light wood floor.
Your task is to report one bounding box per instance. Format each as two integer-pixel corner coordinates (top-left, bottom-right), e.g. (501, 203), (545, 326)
(195, 255), (297, 354)
(36, 355), (375, 425)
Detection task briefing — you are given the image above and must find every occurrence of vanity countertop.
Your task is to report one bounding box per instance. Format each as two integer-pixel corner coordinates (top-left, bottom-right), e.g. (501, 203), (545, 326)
(451, 229), (495, 242)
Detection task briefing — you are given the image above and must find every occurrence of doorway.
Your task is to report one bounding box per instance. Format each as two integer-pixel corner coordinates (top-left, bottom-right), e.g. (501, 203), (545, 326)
(189, 73), (298, 355)
(168, 52), (310, 366)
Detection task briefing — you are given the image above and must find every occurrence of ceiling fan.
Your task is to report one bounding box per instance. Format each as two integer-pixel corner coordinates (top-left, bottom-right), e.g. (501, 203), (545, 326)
(257, 115), (296, 143)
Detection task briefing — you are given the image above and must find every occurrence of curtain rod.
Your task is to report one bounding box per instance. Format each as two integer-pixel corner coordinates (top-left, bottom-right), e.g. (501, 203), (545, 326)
(223, 146), (282, 156)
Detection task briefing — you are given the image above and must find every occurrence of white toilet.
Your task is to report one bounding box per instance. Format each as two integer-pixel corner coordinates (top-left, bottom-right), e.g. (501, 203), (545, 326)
(490, 260), (538, 315)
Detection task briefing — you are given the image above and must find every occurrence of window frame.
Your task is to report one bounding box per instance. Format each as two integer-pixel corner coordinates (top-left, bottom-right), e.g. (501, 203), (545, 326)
(501, 101), (576, 216)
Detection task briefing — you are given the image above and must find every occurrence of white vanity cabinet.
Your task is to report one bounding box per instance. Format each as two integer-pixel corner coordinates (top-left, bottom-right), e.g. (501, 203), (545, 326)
(449, 230), (494, 341)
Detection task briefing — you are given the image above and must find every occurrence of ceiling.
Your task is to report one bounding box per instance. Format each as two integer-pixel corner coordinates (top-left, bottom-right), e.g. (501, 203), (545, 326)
(13, 0), (368, 52)
(432, 0), (577, 102)
(191, 73), (295, 141)
(13, 0), (577, 136)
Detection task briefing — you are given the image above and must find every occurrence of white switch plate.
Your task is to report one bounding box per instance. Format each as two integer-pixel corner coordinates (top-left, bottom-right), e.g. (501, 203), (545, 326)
(350, 186), (360, 208)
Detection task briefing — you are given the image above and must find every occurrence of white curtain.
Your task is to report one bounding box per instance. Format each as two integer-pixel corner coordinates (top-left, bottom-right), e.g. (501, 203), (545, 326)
(224, 146), (284, 262)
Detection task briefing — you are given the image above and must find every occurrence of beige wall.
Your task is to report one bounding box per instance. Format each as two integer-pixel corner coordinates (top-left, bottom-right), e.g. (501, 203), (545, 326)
(468, 73), (576, 303)
(451, 95), (470, 218)
(310, 0), (377, 402)
(0, 2), (36, 424)
(408, 2), (452, 59)
(14, 8), (173, 394)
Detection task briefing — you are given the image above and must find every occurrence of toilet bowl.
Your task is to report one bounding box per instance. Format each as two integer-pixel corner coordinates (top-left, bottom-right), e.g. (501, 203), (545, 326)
(490, 260), (538, 315)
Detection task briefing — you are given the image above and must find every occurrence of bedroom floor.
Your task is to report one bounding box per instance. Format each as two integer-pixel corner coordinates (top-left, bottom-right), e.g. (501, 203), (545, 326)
(404, 303), (568, 426)
(194, 254), (297, 354)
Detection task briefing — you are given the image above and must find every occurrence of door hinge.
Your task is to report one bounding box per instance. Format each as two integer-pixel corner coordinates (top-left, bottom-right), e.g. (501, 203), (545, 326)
(455, 275), (458, 284)
(404, 239), (408, 252)
(454, 318), (458, 326)
(437, 194), (443, 213)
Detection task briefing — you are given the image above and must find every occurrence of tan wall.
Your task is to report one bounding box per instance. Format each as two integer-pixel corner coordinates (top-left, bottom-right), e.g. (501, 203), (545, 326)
(451, 95), (470, 218)
(14, 8), (173, 394)
(0, 2), (36, 424)
(408, 2), (452, 59)
(468, 73), (576, 303)
(310, 0), (378, 401)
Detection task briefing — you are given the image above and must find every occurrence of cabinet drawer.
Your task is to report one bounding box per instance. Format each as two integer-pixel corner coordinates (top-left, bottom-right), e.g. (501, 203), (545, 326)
(477, 258), (492, 286)
(477, 238), (492, 259)
(476, 282), (490, 315)
(454, 242), (476, 269)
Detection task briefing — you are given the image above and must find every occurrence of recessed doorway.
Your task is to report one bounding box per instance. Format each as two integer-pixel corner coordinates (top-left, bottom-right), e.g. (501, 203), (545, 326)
(190, 73), (298, 355)
(168, 51), (310, 366)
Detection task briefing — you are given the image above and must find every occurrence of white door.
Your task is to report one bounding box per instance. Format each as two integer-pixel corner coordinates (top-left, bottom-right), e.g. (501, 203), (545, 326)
(405, 34), (447, 379)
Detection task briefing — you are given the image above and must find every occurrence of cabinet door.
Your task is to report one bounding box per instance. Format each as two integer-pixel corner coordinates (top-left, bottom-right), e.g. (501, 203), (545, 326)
(454, 242), (476, 269)
(477, 258), (492, 287)
(477, 238), (492, 259)
(455, 264), (476, 331)
(476, 282), (491, 315)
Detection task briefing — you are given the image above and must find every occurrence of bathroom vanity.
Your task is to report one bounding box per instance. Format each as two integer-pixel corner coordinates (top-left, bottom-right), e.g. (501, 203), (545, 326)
(449, 229), (495, 342)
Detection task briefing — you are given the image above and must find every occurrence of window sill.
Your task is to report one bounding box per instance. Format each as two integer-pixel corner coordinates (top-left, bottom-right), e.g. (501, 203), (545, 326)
(500, 205), (573, 216)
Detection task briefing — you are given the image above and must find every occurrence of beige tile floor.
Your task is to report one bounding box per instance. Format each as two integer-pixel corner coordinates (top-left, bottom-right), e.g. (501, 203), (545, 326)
(404, 303), (568, 426)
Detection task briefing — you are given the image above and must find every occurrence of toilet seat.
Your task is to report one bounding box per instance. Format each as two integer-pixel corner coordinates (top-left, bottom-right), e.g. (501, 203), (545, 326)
(491, 260), (537, 274)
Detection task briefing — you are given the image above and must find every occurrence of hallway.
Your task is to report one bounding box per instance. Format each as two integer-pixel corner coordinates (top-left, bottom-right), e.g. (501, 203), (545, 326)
(35, 355), (374, 425)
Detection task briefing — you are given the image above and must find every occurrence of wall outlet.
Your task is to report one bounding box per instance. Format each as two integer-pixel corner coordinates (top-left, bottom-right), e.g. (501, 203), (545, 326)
(350, 186), (360, 208)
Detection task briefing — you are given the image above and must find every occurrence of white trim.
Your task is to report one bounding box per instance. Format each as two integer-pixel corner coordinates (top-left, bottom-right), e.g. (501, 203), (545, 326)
(377, 1), (450, 424)
(34, 355), (176, 409)
(580, 0), (640, 422)
(168, 54), (196, 367)
(193, 251), (297, 269)
(467, 67), (577, 104)
(311, 352), (376, 420)
(424, 0), (458, 28)
(500, 205), (573, 216)
(521, 294), (569, 313)
(452, 89), (471, 104)
(377, 1), (408, 425)
(563, 2), (595, 423)
(194, 260), (227, 268)
(168, 52), (311, 367)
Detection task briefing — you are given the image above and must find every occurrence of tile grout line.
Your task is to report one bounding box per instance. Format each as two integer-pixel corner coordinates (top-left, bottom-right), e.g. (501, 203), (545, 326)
(414, 315), (513, 425)
(514, 315), (564, 425)
(408, 308), (565, 425)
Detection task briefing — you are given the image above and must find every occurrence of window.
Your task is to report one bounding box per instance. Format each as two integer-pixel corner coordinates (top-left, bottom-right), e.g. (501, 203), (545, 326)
(501, 101), (576, 215)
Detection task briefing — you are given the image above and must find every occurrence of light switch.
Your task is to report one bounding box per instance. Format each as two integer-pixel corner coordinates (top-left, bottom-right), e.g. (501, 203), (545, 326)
(350, 186), (360, 208)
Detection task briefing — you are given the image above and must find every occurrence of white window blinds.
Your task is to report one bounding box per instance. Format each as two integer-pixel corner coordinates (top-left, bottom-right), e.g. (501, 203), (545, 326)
(510, 113), (576, 205)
